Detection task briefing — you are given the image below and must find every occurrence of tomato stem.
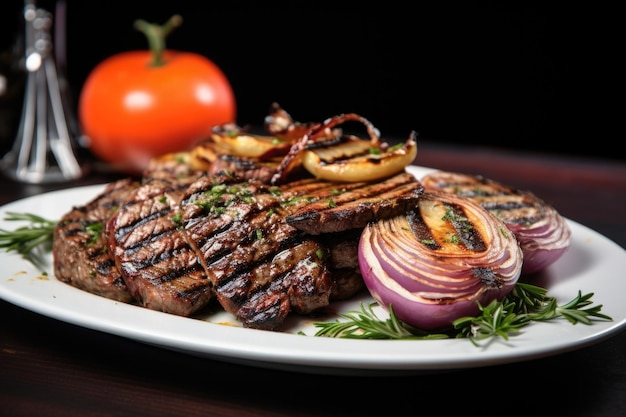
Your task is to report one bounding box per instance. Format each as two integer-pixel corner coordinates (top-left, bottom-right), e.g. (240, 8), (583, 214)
(133, 14), (183, 67)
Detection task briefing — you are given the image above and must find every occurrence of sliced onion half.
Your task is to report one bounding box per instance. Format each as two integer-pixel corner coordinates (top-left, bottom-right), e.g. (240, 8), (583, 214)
(421, 171), (572, 274)
(358, 190), (523, 331)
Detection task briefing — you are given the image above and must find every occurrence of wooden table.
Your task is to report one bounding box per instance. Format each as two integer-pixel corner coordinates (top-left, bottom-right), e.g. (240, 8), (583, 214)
(2, 142), (625, 416)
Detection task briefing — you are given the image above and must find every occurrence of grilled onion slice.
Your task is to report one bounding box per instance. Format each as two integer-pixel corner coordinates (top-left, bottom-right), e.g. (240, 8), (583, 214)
(272, 110), (417, 184)
(358, 190), (523, 331)
(271, 112), (381, 184)
(302, 132), (418, 182)
(421, 171), (572, 274)
(208, 123), (292, 160)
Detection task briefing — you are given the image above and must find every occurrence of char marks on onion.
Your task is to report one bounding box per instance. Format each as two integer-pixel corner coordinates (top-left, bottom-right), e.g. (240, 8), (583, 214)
(421, 171), (572, 274)
(358, 190), (523, 331)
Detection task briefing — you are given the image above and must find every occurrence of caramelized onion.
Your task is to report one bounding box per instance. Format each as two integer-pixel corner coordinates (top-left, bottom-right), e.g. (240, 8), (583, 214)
(301, 132), (417, 183)
(271, 113), (381, 184)
(358, 190), (523, 330)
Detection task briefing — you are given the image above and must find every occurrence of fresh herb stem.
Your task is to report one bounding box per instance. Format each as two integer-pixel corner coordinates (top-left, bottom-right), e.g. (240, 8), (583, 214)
(312, 282), (613, 346)
(0, 212), (57, 269)
(313, 303), (448, 340)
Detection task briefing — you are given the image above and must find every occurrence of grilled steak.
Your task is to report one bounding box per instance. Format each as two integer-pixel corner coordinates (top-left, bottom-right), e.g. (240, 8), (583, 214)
(319, 228), (366, 300)
(284, 172), (424, 234)
(53, 178), (140, 302)
(206, 154), (281, 184)
(107, 172), (212, 317)
(143, 151), (202, 181)
(179, 174), (333, 330)
(57, 160), (423, 331)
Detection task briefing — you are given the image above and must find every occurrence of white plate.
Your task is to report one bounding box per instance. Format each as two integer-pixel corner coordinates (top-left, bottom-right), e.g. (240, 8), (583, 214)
(1, 166), (625, 376)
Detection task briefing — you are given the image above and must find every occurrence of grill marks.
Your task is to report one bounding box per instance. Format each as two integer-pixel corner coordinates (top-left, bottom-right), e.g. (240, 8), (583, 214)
(109, 175), (213, 317)
(180, 175), (332, 330)
(421, 170), (573, 274)
(58, 168), (423, 331)
(53, 178), (140, 302)
(421, 172), (546, 226)
(443, 203), (487, 251)
(284, 172), (424, 234)
(217, 240), (331, 330)
(405, 195), (488, 253)
(105, 172), (333, 330)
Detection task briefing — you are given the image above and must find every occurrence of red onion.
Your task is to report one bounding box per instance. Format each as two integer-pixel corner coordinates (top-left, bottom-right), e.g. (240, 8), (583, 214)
(358, 190), (523, 331)
(420, 171), (572, 274)
(501, 204), (571, 274)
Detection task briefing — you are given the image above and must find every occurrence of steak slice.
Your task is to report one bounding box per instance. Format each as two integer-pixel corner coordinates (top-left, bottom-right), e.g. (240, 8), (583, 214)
(206, 154), (281, 184)
(107, 172), (214, 317)
(53, 178), (140, 302)
(284, 171), (424, 234)
(318, 228), (366, 300)
(180, 175), (333, 330)
(217, 239), (332, 330)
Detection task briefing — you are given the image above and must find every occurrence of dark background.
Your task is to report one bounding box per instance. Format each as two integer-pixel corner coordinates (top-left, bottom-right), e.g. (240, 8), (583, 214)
(1, 1), (621, 161)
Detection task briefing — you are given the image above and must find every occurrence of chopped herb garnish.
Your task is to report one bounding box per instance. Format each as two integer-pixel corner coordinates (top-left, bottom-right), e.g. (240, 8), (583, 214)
(442, 205), (469, 224)
(85, 222), (103, 245)
(171, 211), (183, 225)
(443, 233), (460, 244)
(193, 182), (256, 217)
(388, 142), (404, 152)
(281, 195), (314, 207)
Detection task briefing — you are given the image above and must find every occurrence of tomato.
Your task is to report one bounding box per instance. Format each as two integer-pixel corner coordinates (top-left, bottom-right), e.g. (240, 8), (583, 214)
(78, 15), (236, 173)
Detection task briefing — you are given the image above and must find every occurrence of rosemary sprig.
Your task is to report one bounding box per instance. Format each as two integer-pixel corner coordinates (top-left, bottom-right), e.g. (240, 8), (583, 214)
(312, 282), (613, 346)
(0, 212), (57, 269)
(501, 282), (612, 324)
(313, 302), (448, 340)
